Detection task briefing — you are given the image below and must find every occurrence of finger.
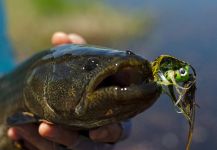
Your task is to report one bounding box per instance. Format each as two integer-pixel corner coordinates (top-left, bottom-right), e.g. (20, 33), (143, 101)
(39, 122), (79, 147)
(8, 128), (37, 150)
(68, 33), (86, 44)
(51, 32), (71, 45)
(23, 141), (38, 150)
(14, 124), (55, 150)
(17, 140), (38, 150)
(89, 123), (122, 143)
(7, 127), (21, 141)
(51, 32), (86, 45)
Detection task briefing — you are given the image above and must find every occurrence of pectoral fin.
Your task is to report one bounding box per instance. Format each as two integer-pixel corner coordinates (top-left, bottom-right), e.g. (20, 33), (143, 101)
(7, 112), (39, 126)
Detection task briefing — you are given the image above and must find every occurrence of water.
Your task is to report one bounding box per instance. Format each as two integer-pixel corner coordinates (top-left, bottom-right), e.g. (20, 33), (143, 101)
(104, 1), (217, 149)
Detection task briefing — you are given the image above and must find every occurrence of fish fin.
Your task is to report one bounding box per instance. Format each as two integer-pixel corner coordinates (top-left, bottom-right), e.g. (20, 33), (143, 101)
(7, 112), (39, 126)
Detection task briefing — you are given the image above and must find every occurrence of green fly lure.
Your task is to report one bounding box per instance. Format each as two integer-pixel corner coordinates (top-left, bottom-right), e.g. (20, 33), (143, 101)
(152, 55), (196, 150)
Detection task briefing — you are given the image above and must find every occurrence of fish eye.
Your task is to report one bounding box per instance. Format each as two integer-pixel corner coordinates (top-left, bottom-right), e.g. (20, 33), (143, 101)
(126, 50), (135, 55)
(179, 68), (187, 76)
(83, 58), (99, 71)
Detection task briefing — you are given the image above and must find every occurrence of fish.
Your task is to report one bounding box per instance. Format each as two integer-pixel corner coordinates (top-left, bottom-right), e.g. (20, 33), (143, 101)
(0, 44), (161, 149)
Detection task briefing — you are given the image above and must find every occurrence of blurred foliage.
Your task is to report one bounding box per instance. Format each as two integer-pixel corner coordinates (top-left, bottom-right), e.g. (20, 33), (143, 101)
(33, 0), (71, 14)
(6, 0), (153, 61)
(32, 0), (98, 15)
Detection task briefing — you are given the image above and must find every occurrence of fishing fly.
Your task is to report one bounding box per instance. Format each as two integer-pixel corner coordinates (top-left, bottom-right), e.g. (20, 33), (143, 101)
(152, 55), (197, 150)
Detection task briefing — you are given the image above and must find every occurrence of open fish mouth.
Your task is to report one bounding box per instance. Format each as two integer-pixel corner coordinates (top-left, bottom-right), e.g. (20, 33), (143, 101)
(74, 58), (161, 128)
(94, 66), (148, 91)
(85, 58), (161, 105)
(88, 59), (153, 93)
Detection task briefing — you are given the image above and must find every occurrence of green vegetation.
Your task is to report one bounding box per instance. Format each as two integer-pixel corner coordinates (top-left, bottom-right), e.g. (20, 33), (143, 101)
(32, 0), (99, 15)
(6, 0), (153, 61)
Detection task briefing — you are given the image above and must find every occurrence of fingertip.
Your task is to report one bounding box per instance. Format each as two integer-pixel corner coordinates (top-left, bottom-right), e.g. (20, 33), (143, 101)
(68, 33), (86, 44)
(51, 32), (70, 45)
(7, 128), (21, 140)
(39, 122), (79, 147)
(38, 123), (53, 138)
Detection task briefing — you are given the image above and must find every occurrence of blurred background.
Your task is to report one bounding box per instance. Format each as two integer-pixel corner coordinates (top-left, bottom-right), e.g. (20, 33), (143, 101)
(5, 0), (217, 149)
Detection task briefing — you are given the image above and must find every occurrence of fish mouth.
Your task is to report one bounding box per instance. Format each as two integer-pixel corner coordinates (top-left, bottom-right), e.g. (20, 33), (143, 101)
(94, 66), (148, 91)
(73, 58), (161, 128)
(87, 58), (155, 94)
(76, 58), (161, 128)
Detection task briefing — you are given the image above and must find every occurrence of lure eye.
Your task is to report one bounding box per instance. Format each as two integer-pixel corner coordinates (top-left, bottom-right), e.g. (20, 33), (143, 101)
(179, 68), (187, 76)
(83, 58), (99, 71)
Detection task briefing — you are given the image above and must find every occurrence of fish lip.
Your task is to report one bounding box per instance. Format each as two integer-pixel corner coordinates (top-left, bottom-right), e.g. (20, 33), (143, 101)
(86, 58), (153, 93)
(73, 58), (161, 126)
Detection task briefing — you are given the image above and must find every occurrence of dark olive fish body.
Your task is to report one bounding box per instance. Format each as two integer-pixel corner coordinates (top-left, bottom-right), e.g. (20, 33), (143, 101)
(0, 44), (161, 149)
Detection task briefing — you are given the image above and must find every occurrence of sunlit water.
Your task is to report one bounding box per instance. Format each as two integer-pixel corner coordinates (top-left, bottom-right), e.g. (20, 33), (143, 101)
(104, 1), (217, 149)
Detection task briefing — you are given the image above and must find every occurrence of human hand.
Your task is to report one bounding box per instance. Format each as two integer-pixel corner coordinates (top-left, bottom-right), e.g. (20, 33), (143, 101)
(7, 32), (123, 150)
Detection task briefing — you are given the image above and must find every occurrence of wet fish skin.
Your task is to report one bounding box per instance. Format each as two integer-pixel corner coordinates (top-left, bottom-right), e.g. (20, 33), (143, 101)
(0, 44), (161, 149)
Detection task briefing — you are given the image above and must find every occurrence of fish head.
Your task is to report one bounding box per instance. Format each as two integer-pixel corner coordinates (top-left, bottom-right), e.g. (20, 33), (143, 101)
(24, 44), (161, 128)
